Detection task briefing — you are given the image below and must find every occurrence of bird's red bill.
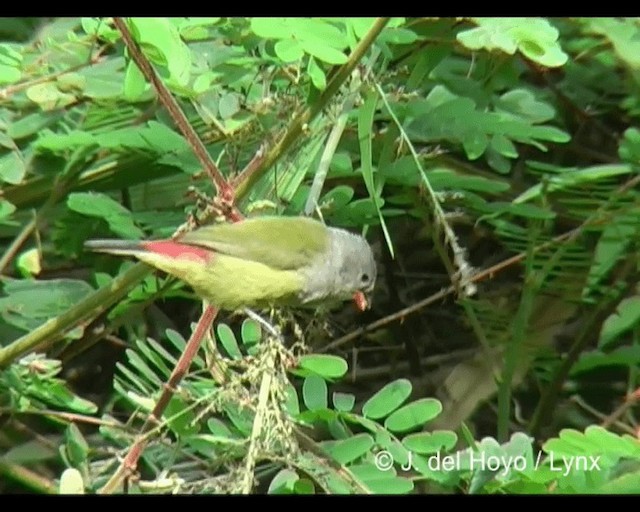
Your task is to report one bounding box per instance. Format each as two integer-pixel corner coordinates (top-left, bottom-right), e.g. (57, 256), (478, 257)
(353, 291), (368, 312)
(143, 241), (212, 263)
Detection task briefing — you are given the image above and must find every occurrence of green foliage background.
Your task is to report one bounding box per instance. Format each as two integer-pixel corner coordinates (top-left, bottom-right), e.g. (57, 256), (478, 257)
(1, 17), (640, 494)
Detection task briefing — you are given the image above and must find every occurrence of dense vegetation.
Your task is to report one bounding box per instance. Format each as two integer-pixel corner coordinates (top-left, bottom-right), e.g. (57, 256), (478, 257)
(1, 17), (640, 494)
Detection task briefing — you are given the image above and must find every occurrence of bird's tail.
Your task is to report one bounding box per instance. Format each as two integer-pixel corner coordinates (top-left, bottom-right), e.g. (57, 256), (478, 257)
(84, 239), (147, 256)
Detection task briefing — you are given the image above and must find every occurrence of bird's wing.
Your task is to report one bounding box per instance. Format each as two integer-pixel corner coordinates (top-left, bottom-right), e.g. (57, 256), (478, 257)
(179, 216), (329, 270)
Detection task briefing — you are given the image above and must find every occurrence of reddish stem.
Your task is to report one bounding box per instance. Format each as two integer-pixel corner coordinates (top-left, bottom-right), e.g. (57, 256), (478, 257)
(99, 305), (218, 493)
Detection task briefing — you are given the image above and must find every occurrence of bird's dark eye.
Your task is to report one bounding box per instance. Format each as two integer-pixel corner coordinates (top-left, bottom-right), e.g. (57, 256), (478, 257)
(361, 273), (370, 283)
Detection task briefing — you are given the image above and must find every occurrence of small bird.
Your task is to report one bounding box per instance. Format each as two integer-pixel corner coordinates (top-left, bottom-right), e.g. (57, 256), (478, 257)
(85, 215), (377, 311)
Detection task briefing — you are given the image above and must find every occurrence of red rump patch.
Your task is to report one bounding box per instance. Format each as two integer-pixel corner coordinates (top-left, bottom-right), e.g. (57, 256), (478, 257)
(142, 241), (213, 263)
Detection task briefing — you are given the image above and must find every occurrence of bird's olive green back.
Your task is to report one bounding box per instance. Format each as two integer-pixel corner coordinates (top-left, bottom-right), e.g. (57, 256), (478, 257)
(179, 216), (329, 270)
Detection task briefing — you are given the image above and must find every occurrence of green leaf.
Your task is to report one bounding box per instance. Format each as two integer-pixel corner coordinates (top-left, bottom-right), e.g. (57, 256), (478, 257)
(362, 476), (414, 494)
(514, 164), (633, 203)
(35, 130), (96, 152)
(68, 192), (144, 239)
(134, 338), (173, 379)
(378, 27), (418, 45)
(375, 430), (411, 467)
(250, 18), (294, 39)
(0, 132), (13, 149)
(269, 469), (299, 494)
(600, 296), (640, 348)
(490, 134), (518, 158)
(405, 87), (570, 164)
(186, 434), (244, 459)
(252, 18), (349, 63)
(0, 278), (95, 334)
(293, 478), (315, 494)
(274, 39), (304, 62)
(164, 395), (199, 436)
(384, 398), (443, 433)
(26, 82), (75, 110)
(0, 149), (25, 184)
(216, 323), (243, 359)
(402, 430), (458, 454)
(293, 19), (347, 49)
(0, 199), (16, 221)
(207, 418), (235, 438)
(597, 471), (640, 494)
(302, 375), (328, 411)
(572, 346), (640, 375)
(326, 433), (374, 465)
(218, 92), (240, 119)
(64, 423), (89, 467)
(347, 19), (378, 38)
(586, 18), (640, 70)
(301, 39), (347, 65)
(496, 89), (556, 123)
(333, 392), (355, 412)
(177, 18), (220, 40)
(165, 328), (187, 352)
(125, 349), (162, 387)
(462, 132), (489, 160)
(284, 383), (300, 416)
(81, 17), (120, 43)
(329, 152), (354, 175)
(619, 127), (640, 163)
(457, 18), (568, 68)
(240, 318), (261, 350)
(123, 60), (148, 101)
(8, 110), (64, 139)
(320, 185), (355, 211)
(585, 210), (638, 301)
(79, 57), (125, 98)
(16, 248), (41, 277)
(96, 121), (189, 154)
(298, 354), (348, 379)
(0, 64), (20, 84)
(307, 57), (326, 90)
(362, 379), (412, 420)
(0, 43), (22, 84)
(507, 203), (556, 220)
(129, 17), (191, 86)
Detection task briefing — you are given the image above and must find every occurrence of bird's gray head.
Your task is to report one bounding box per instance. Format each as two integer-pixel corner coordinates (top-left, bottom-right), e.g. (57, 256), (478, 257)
(301, 226), (377, 307)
